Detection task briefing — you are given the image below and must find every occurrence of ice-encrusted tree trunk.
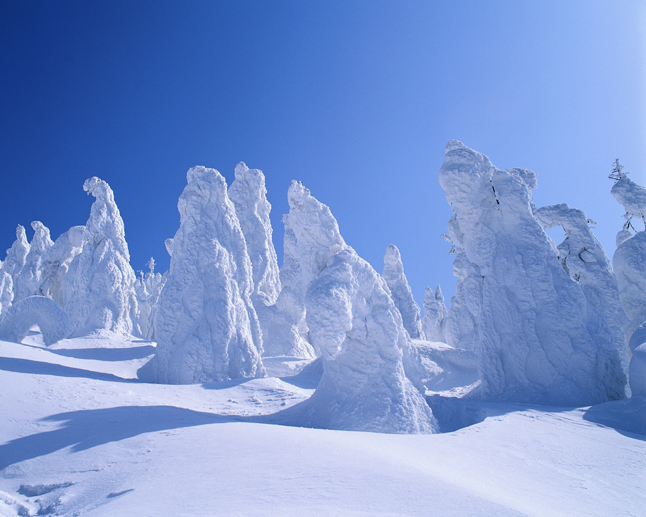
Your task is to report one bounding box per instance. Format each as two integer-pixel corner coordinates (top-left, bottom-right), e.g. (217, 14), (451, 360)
(279, 182), (435, 433)
(439, 140), (626, 406)
(0, 266), (12, 316)
(228, 162), (282, 352)
(422, 285), (448, 343)
(382, 244), (423, 339)
(13, 221), (53, 302)
(62, 177), (138, 337)
(139, 166), (264, 384)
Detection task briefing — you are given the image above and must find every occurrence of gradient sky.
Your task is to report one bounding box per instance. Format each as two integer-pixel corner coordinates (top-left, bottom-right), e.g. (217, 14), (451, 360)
(1, 0), (645, 306)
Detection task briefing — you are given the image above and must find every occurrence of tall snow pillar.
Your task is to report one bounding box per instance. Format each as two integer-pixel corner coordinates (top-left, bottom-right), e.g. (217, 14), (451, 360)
(62, 177), (138, 337)
(439, 140), (626, 406)
(140, 166), (264, 384)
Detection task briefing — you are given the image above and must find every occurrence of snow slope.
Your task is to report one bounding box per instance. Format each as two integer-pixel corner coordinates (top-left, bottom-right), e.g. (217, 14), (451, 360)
(1, 333), (644, 517)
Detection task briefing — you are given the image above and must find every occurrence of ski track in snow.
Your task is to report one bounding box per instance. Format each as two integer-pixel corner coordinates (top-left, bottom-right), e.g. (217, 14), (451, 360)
(1, 335), (644, 517)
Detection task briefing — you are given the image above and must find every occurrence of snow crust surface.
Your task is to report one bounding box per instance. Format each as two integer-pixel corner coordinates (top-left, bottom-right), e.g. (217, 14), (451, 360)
(440, 141), (626, 406)
(0, 296), (69, 346)
(140, 166), (264, 384)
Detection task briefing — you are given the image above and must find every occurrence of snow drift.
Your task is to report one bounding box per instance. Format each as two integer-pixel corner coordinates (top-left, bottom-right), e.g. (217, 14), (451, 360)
(139, 166), (264, 384)
(439, 140), (626, 406)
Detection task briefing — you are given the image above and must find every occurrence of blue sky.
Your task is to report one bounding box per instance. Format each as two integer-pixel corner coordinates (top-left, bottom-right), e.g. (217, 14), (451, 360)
(1, 0), (644, 306)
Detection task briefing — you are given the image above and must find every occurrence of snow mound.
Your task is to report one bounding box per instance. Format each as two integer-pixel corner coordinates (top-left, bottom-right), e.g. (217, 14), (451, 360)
(439, 141), (626, 406)
(0, 295), (69, 346)
(382, 244), (423, 339)
(62, 177), (138, 337)
(276, 183), (436, 434)
(422, 285), (448, 343)
(140, 166), (264, 384)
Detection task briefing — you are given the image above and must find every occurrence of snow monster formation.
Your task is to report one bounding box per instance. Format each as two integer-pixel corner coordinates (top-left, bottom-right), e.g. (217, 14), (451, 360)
(382, 244), (423, 339)
(228, 162), (283, 352)
(62, 177), (138, 337)
(13, 221), (54, 302)
(0, 295), (69, 346)
(422, 285), (448, 343)
(281, 181), (436, 434)
(609, 167), (646, 398)
(439, 141), (626, 406)
(139, 166), (264, 384)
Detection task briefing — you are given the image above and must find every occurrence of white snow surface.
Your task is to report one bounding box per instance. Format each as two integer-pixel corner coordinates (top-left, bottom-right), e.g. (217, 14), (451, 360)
(0, 333), (644, 517)
(439, 141), (626, 406)
(272, 183), (434, 433)
(61, 178), (138, 338)
(140, 166), (264, 384)
(422, 285), (448, 343)
(382, 244), (423, 339)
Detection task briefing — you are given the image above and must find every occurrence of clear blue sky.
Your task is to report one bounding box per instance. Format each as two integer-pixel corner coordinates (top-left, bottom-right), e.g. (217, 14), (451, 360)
(1, 0), (644, 306)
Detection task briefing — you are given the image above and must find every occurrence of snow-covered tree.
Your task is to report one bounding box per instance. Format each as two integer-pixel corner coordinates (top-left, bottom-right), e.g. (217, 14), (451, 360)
(422, 285), (448, 343)
(140, 166), (264, 384)
(439, 140), (626, 406)
(382, 244), (423, 339)
(279, 181), (436, 433)
(62, 177), (138, 337)
(229, 162), (283, 353)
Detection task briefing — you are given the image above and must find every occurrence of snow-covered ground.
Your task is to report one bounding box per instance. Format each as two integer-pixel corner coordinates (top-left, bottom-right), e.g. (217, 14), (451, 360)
(1, 332), (644, 517)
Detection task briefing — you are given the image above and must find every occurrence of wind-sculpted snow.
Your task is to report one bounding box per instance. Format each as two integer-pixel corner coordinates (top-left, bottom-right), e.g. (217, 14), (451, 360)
(229, 162), (282, 352)
(535, 203), (629, 377)
(140, 166), (264, 384)
(382, 244), (423, 339)
(4, 225), (30, 286)
(444, 250), (480, 351)
(609, 174), (646, 399)
(0, 269), (12, 315)
(229, 162), (281, 305)
(279, 183), (435, 433)
(39, 225), (86, 307)
(263, 181), (340, 358)
(0, 295), (69, 346)
(62, 177), (138, 337)
(13, 221), (53, 302)
(422, 285), (448, 343)
(611, 175), (646, 222)
(439, 140), (626, 406)
(134, 265), (166, 341)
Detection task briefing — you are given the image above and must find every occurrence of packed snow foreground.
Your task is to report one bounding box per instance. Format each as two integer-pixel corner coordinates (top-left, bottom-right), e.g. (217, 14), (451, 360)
(0, 143), (645, 514)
